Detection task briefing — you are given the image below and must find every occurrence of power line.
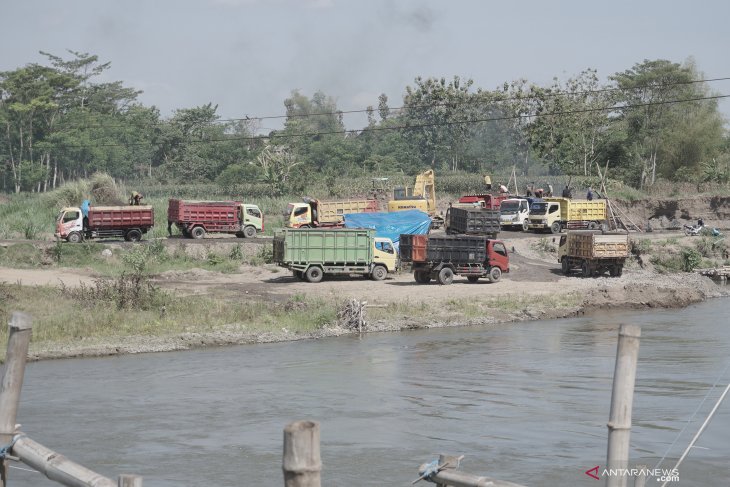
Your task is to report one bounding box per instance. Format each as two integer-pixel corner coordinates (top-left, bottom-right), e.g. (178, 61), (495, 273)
(36, 76), (730, 131)
(48, 93), (729, 150)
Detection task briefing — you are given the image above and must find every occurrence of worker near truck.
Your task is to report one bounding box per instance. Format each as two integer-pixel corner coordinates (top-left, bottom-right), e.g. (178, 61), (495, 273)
(499, 184), (509, 195)
(586, 187), (594, 201)
(129, 191), (144, 205)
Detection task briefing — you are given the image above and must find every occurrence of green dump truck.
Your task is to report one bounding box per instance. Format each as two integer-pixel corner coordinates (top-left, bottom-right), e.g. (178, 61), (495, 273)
(273, 228), (398, 283)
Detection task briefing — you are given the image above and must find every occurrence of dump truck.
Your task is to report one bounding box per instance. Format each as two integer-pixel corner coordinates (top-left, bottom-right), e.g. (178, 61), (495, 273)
(528, 197), (607, 234)
(55, 205), (154, 243)
(558, 231), (629, 277)
(167, 199), (263, 239)
(445, 207), (500, 237)
(387, 169), (444, 229)
(284, 197), (379, 228)
(273, 228), (398, 282)
(399, 234), (509, 285)
(453, 194), (509, 210)
(499, 197), (531, 231)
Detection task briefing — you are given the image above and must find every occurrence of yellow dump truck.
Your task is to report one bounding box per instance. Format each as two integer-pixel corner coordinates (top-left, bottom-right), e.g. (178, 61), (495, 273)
(528, 197), (607, 234)
(284, 198), (379, 228)
(558, 231), (629, 277)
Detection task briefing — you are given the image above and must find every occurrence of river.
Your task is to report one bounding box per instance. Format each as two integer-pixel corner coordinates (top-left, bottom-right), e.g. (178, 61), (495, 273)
(11, 298), (730, 486)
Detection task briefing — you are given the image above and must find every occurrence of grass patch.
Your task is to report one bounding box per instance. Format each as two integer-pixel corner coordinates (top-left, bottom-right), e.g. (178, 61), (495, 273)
(0, 281), (338, 361)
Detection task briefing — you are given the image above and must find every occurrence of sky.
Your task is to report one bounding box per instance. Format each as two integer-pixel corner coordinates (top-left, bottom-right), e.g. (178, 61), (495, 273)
(2, 0), (730, 132)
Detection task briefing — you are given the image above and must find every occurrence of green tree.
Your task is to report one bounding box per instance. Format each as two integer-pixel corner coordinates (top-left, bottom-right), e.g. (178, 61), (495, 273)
(402, 76), (474, 171)
(611, 59), (723, 188)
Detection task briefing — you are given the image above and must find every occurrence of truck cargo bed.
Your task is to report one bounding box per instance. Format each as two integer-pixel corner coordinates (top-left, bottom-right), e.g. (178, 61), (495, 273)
(87, 206), (154, 230)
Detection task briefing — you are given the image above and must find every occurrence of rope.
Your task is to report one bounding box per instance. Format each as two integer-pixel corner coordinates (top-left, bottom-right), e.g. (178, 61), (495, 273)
(0, 434), (24, 461)
(653, 362), (730, 470)
(421, 460), (440, 480)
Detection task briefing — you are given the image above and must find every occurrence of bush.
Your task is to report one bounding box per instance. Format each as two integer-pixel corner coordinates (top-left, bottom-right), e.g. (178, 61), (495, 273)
(681, 248), (702, 272)
(60, 273), (165, 310)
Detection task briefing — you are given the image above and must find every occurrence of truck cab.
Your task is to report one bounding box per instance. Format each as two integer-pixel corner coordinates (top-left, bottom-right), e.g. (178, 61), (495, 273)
(528, 199), (561, 233)
(284, 198), (319, 228)
(55, 207), (84, 242)
(241, 204), (264, 234)
(499, 198), (531, 231)
(373, 238), (398, 273)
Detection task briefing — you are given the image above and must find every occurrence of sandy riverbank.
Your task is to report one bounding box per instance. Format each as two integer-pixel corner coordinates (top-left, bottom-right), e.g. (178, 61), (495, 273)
(2, 234), (726, 361)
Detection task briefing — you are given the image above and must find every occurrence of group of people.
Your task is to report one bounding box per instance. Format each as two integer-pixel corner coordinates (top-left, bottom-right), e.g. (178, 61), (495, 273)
(495, 181), (604, 201)
(497, 182), (554, 198)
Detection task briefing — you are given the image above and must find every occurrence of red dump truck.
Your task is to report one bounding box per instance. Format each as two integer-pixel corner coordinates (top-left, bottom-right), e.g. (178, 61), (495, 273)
(399, 234), (510, 285)
(55, 206), (155, 243)
(167, 199), (264, 239)
(453, 194), (509, 210)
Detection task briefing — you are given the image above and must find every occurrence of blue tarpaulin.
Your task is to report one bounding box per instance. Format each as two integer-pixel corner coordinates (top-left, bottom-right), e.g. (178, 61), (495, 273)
(343, 210), (431, 250)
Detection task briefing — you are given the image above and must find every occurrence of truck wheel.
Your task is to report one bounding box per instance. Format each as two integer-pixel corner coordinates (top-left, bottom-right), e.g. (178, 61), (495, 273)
(191, 227), (206, 239)
(371, 265), (387, 281)
(125, 229), (142, 242)
(66, 232), (82, 244)
(551, 222), (562, 234)
(582, 261), (591, 278)
(488, 267), (502, 283)
(437, 267), (454, 285)
(243, 225), (257, 238)
(304, 266), (324, 283)
(467, 275), (480, 283)
(522, 220), (529, 231)
(414, 270), (430, 284)
(588, 222), (598, 230)
(561, 258), (570, 275)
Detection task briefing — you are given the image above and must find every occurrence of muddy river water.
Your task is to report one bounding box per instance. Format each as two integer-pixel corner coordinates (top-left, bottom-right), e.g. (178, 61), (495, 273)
(11, 298), (730, 486)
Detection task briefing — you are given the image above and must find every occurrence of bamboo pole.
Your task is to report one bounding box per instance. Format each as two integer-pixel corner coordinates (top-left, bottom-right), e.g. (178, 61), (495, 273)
(416, 462), (528, 487)
(633, 465), (647, 487)
(606, 324), (641, 487)
(0, 312), (33, 487)
(118, 474), (143, 486)
(435, 454), (459, 487)
(283, 420), (321, 487)
(11, 435), (116, 487)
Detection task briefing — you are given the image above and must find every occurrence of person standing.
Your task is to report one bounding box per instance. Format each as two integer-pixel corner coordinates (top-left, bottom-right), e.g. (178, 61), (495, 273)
(586, 187), (594, 201)
(547, 183), (553, 197)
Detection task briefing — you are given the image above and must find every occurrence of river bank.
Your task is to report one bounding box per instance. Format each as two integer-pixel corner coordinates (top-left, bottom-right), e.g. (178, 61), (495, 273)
(3, 265), (726, 362)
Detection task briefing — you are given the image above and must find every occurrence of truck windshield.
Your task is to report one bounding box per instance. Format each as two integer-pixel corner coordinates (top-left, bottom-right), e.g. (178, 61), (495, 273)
(531, 202), (548, 215)
(61, 211), (79, 223)
(284, 204), (295, 217)
(500, 201), (519, 213)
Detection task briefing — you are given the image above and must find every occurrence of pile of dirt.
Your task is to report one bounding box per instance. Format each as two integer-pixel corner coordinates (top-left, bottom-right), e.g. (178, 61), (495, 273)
(615, 196), (730, 230)
(579, 270), (724, 310)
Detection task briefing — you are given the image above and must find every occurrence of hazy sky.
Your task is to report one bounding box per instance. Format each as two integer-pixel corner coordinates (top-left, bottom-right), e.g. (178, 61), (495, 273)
(2, 0), (729, 131)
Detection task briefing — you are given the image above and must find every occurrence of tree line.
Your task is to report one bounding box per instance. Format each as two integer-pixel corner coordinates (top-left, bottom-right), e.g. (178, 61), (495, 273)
(1, 51), (728, 195)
